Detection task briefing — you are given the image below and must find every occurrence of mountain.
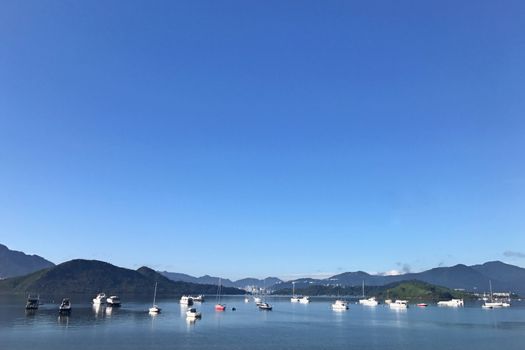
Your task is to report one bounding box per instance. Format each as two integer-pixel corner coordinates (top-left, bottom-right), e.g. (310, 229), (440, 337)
(279, 261), (525, 296)
(471, 261), (525, 289)
(0, 244), (55, 279)
(160, 271), (283, 290)
(0, 259), (244, 296)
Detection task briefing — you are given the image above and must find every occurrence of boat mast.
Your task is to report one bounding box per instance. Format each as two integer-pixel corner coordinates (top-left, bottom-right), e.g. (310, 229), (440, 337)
(362, 280), (365, 298)
(292, 281), (295, 298)
(217, 278), (222, 304)
(489, 280), (493, 303)
(153, 282), (157, 306)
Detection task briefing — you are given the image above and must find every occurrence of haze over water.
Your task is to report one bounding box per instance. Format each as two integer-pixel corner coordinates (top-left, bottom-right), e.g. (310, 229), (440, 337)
(2, 296), (525, 350)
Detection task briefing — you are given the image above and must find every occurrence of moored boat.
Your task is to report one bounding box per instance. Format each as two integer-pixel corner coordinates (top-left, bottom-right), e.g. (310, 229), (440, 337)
(191, 295), (204, 302)
(258, 302), (272, 310)
(106, 295), (121, 307)
(359, 297), (378, 306)
(389, 300), (408, 309)
(149, 282), (161, 314)
(215, 278), (226, 311)
(437, 299), (464, 307)
(25, 294), (40, 310)
(186, 308), (202, 318)
(92, 293), (106, 305)
(332, 299), (349, 310)
(299, 296), (310, 304)
(180, 295), (194, 305)
(59, 298), (72, 313)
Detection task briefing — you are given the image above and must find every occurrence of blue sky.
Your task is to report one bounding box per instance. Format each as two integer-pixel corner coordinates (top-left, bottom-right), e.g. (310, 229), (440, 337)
(1, 0), (524, 280)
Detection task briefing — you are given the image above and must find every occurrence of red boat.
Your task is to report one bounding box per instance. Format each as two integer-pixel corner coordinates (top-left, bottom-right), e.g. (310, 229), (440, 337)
(215, 304), (226, 311)
(417, 303), (428, 307)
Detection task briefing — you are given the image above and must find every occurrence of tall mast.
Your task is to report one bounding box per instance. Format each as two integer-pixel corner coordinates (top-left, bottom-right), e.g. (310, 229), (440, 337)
(362, 280), (365, 298)
(153, 282), (157, 306)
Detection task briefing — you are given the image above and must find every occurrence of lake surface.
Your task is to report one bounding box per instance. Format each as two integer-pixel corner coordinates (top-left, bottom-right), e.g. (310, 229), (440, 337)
(1, 295), (524, 349)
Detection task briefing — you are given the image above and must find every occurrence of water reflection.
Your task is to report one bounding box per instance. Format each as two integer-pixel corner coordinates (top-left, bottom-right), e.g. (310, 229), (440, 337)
(57, 314), (70, 328)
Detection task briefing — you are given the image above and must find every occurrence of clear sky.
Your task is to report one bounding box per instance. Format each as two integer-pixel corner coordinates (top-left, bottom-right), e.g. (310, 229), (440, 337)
(1, 0), (524, 280)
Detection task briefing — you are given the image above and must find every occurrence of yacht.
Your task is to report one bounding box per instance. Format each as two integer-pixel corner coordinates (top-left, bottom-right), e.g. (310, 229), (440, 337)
(290, 282), (301, 302)
(258, 302), (272, 310)
(389, 300), (408, 309)
(59, 298), (72, 313)
(92, 293), (107, 305)
(180, 295), (194, 305)
(332, 299), (349, 310)
(358, 281), (378, 306)
(437, 299), (464, 307)
(186, 308), (202, 318)
(482, 280), (511, 309)
(299, 296), (310, 304)
(25, 294), (40, 310)
(215, 278), (226, 311)
(106, 295), (121, 307)
(359, 297), (379, 306)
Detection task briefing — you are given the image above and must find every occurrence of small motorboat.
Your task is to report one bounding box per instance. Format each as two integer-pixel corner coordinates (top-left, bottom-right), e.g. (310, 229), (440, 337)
(106, 295), (121, 307)
(25, 294), (40, 310)
(359, 297), (379, 306)
(59, 298), (72, 314)
(332, 299), (349, 310)
(92, 293), (106, 305)
(186, 308), (201, 318)
(258, 302), (272, 310)
(215, 304), (226, 311)
(299, 296), (310, 304)
(417, 303), (428, 307)
(191, 295), (204, 302)
(180, 296), (194, 306)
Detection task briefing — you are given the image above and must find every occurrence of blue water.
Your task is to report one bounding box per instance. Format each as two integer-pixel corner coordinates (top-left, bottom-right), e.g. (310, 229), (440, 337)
(1, 296), (524, 349)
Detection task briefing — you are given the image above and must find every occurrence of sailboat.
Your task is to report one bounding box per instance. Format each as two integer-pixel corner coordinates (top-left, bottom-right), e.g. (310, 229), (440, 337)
(482, 280), (510, 309)
(358, 280), (378, 306)
(290, 282), (300, 303)
(149, 282), (161, 314)
(215, 278), (226, 311)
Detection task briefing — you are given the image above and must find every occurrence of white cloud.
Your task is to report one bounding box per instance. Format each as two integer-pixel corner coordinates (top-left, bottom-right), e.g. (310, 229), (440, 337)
(379, 269), (403, 276)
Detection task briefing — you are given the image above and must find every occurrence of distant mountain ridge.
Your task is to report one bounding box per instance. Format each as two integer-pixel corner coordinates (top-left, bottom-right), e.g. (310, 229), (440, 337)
(0, 244), (55, 278)
(278, 261), (525, 296)
(160, 271), (282, 290)
(0, 259), (245, 296)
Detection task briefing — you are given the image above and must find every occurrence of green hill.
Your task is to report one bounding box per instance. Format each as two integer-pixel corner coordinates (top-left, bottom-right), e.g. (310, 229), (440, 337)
(0, 259), (244, 297)
(273, 280), (473, 301)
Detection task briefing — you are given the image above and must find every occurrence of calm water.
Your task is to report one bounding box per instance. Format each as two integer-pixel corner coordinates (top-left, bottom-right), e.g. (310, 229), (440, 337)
(1, 295), (524, 349)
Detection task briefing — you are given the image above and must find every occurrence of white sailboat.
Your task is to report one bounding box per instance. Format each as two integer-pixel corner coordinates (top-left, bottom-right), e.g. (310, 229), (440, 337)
(358, 281), (378, 306)
(149, 282), (161, 314)
(482, 280), (510, 309)
(290, 282), (300, 303)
